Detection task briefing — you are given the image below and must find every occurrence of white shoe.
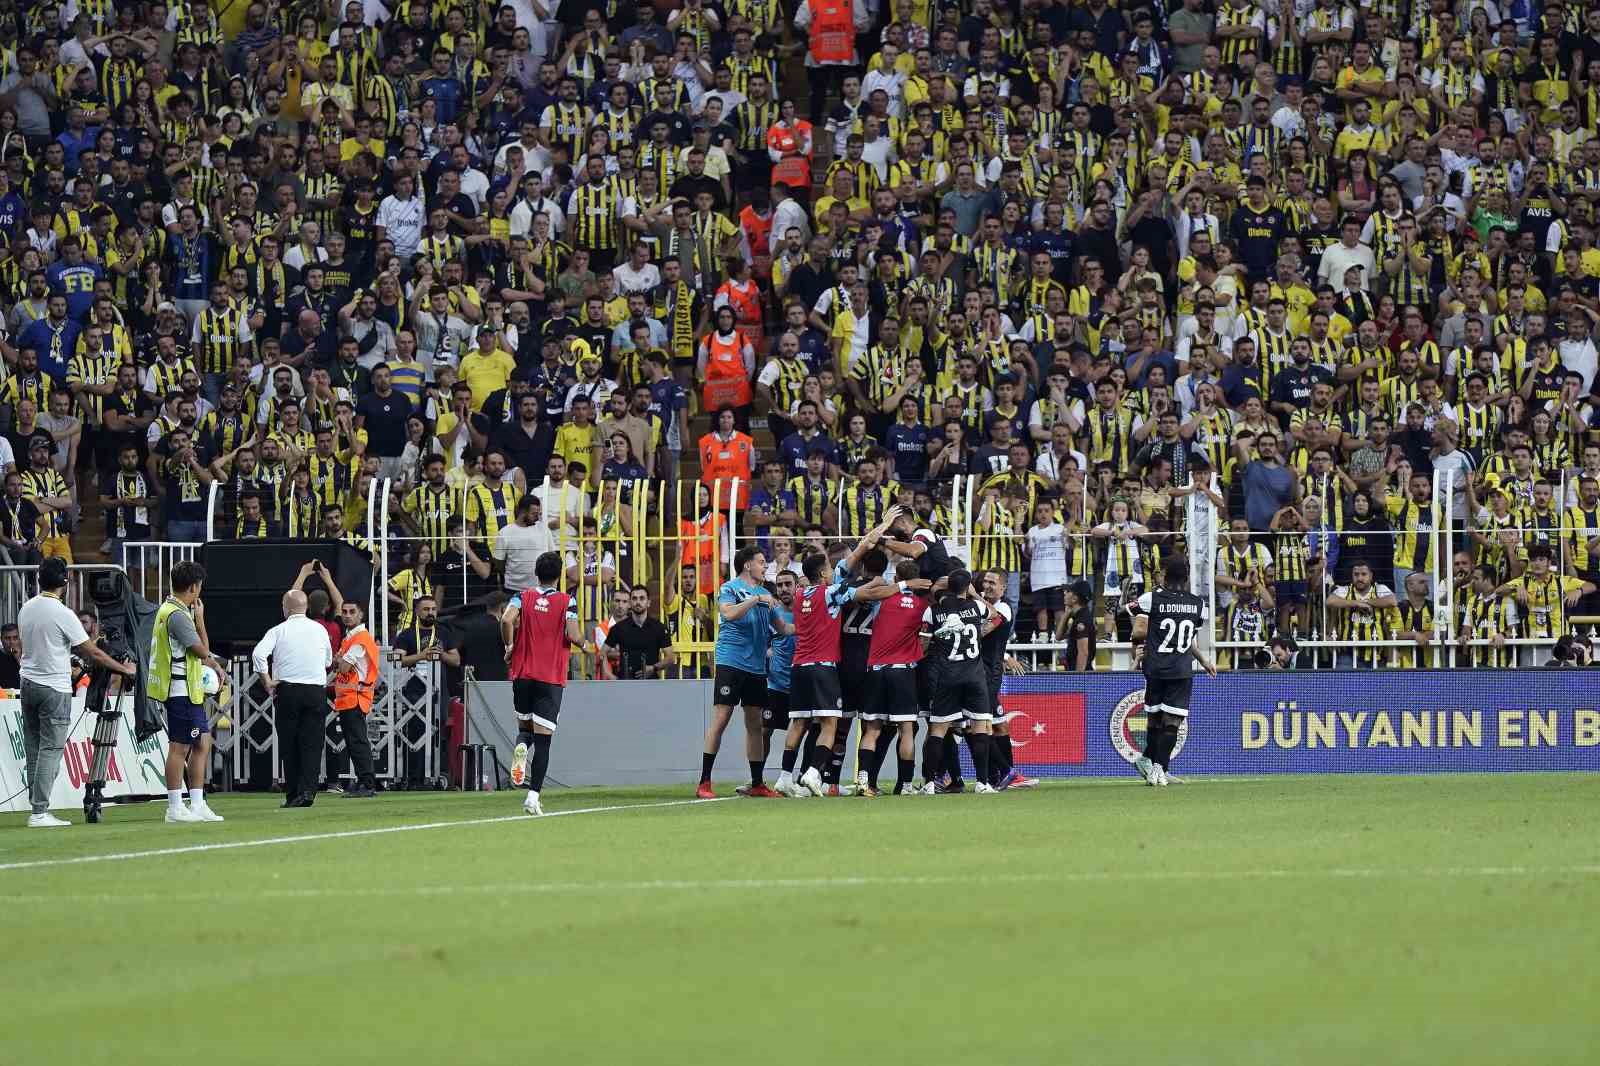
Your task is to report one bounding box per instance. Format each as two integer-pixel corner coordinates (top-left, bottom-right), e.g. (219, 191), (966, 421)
(778, 777), (808, 798)
(855, 769), (869, 791)
(191, 803), (225, 822)
(27, 812), (70, 828)
(523, 791), (544, 816)
(920, 781), (937, 795)
(974, 782), (998, 794)
(799, 767), (824, 797)
(165, 804), (202, 823)
(509, 742), (529, 788)
(1134, 755), (1154, 783)
(1152, 767), (1169, 788)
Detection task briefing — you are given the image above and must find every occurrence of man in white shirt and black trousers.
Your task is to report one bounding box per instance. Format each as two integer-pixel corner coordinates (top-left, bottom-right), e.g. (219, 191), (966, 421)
(252, 589), (335, 808)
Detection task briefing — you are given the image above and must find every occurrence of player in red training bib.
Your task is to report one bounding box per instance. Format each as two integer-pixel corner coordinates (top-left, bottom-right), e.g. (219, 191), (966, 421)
(501, 550), (583, 816)
(858, 560), (933, 796)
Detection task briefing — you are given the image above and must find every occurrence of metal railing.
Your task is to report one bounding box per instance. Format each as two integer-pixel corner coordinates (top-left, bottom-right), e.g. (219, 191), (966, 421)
(221, 653), (440, 788)
(118, 542), (202, 603)
(0, 562), (132, 619)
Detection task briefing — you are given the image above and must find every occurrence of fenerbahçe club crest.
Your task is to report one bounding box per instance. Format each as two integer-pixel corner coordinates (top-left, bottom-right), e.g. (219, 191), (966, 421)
(1110, 689), (1188, 766)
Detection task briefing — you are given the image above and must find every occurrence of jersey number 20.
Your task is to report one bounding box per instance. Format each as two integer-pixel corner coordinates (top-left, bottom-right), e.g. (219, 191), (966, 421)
(1156, 617), (1197, 656)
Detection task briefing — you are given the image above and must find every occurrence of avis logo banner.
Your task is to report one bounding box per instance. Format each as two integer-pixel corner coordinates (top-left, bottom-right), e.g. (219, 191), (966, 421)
(997, 691), (1085, 766)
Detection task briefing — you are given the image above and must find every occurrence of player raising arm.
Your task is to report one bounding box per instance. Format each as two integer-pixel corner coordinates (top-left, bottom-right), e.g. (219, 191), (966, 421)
(777, 506), (903, 798)
(1129, 556), (1217, 788)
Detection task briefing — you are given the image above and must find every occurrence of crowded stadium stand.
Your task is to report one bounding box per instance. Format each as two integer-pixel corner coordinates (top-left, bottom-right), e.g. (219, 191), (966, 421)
(2, 0), (1600, 792)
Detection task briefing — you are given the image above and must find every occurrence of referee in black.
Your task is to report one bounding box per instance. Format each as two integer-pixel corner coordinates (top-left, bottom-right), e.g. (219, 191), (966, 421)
(251, 589), (336, 807)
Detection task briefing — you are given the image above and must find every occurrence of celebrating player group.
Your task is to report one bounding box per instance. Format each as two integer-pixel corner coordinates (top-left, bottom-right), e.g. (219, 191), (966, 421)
(697, 504), (1040, 799)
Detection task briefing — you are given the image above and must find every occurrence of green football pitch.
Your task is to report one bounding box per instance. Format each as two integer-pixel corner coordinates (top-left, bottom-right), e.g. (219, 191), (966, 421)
(3, 774), (1597, 1065)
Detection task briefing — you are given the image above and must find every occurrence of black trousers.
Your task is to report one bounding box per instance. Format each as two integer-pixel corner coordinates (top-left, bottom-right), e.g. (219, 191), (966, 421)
(806, 65), (856, 124)
(335, 708), (376, 788)
(276, 682), (328, 799)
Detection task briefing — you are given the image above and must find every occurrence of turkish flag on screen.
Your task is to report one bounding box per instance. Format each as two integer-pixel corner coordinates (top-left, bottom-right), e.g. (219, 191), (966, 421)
(997, 691), (1086, 766)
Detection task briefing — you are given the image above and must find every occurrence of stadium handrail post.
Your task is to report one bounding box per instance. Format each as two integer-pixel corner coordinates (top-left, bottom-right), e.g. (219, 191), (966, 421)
(724, 478), (738, 585)
(204, 479), (221, 543)
(368, 475), (383, 630)
(377, 477), (391, 643)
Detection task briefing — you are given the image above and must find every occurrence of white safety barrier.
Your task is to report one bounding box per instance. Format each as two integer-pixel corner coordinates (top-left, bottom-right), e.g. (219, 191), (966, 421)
(0, 693), (171, 813)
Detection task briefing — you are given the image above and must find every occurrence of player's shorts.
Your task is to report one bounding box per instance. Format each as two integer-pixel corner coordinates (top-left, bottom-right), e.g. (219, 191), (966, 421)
(1144, 674), (1193, 718)
(514, 678), (566, 730)
(1033, 584), (1065, 612)
(838, 664), (870, 717)
(930, 666), (991, 723)
(865, 664), (920, 722)
(790, 663), (842, 719)
(762, 689), (790, 731)
(712, 665), (767, 709)
(164, 696), (209, 745)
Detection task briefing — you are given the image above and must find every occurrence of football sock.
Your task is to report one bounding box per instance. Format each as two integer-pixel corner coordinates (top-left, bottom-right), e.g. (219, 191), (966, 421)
(781, 747), (798, 773)
(943, 733), (963, 783)
(896, 756), (914, 791)
(969, 734), (991, 787)
(922, 733), (943, 783)
(515, 729), (536, 750)
(874, 729), (893, 770)
(749, 760), (764, 787)
(800, 724), (819, 770)
(189, 786), (205, 805)
(1153, 725), (1179, 770)
(826, 737), (847, 784)
(700, 751), (716, 784)
(167, 789), (183, 809)
(529, 734), (553, 791)
(996, 735), (1014, 776)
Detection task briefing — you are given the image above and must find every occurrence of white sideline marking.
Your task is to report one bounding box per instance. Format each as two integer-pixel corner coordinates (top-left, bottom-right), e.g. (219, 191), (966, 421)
(0, 797), (732, 874)
(7, 864), (1600, 907)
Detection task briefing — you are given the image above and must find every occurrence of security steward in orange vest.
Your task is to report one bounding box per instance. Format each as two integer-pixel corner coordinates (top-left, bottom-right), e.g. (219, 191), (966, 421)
(801, 0), (860, 124)
(716, 257), (765, 353)
(698, 305), (754, 429)
(698, 405), (757, 513)
(331, 599), (380, 797)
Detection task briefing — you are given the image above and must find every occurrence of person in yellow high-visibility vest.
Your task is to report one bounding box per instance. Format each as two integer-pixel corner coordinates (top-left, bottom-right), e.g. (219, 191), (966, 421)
(330, 597), (380, 797)
(147, 560), (226, 824)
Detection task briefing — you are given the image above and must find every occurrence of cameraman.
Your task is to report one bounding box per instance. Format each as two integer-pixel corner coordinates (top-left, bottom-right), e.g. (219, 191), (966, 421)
(18, 558), (135, 828)
(1547, 635), (1593, 668)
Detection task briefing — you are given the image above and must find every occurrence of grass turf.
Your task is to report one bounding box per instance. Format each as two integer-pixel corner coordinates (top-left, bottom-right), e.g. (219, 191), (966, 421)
(2, 774), (1597, 1065)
